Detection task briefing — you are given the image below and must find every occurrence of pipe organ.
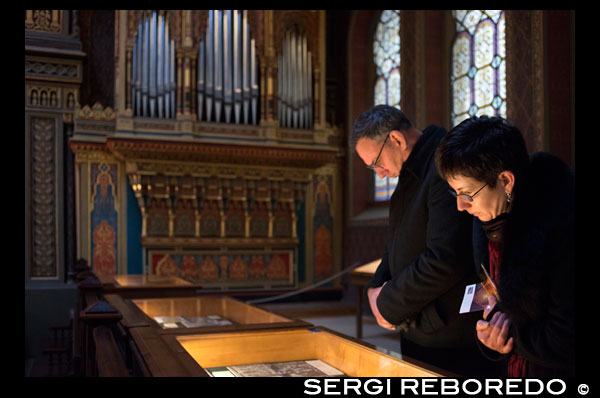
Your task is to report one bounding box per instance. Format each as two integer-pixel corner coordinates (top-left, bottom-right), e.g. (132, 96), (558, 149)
(71, 10), (341, 292)
(131, 10), (176, 119)
(278, 26), (313, 129)
(197, 10), (259, 125)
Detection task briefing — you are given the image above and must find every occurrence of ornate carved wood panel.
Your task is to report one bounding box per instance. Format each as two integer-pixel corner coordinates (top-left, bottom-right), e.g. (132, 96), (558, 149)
(26, 10), (84, 283)
(29, 117), (59, 278)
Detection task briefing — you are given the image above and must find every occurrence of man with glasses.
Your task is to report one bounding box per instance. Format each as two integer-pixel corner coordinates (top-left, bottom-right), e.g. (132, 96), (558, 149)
(351, 105), (502, 376)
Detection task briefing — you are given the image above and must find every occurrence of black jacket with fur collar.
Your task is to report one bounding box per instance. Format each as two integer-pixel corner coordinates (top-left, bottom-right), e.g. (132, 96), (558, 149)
(473, 152), (575, 377)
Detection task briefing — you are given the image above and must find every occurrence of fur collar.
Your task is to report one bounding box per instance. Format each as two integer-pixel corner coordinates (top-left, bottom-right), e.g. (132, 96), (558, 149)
(490, 153), (574, 323)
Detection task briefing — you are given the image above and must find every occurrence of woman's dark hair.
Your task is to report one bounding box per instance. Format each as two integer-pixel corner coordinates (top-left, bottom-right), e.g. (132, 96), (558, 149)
(351, 104), (412, 148)
(434, 116), (529, 188)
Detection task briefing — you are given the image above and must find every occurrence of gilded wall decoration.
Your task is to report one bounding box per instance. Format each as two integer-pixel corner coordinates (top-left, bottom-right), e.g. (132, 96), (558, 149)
(313, 174), (334, 279)
(25, 10), (62, 33)
(127, 165), (304, 289)
(130, 168), (306, 242)
(76, 102), (116, 120)
(90, 163), (119, 276)
(147, 198), (170, 237)
(173, 199), (196, 237)
(26, 86), (61, 109)
(25, 84), (77, 112)
(224, 180), (247, 237)
(148, 250), (294, 288)
(248, 178), (270, 237)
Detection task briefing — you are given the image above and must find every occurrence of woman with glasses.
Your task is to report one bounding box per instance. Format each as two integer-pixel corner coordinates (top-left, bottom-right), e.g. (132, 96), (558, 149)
(434, 116), (575, 377)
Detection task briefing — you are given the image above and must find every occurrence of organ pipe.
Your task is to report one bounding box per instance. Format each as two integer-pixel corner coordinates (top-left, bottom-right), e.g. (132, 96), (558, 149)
(197, 10), (259, 125)
(278, 26), (313, 129)
(214, 10), (223, 121)
(157, 12), (163, 118)
(149, 11), (156, 117)
(233, 10), (242, 124)
(223, 10), (232, 123)
(197, 35), (204, 121)
(165, 17), (171, 119)
(132, 10), (176, 119)
(242, 11), (250, 124)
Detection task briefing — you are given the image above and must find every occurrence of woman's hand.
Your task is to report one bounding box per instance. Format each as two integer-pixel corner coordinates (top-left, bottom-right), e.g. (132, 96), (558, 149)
(476, 302), (514, 354)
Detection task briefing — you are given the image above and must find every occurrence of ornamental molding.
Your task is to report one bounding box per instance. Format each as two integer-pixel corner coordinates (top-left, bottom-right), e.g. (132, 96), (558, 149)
(76, 102), (117, 121)
(25, 56), (82, 83)
(104, 138), (339, 170)
(126, 159), (311, 182)
(141, 236), (298, 249)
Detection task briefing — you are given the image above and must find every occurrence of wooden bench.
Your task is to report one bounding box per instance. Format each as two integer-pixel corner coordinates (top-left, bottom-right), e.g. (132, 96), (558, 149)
(73, 274), (123, 376)
(93, 326), (129, 377)
(80, 300), (123, 376)
(41, 310), (73, 373)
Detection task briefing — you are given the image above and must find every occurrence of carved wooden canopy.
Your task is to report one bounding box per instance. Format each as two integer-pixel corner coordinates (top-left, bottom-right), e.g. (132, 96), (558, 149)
(104, 137), (340, 170)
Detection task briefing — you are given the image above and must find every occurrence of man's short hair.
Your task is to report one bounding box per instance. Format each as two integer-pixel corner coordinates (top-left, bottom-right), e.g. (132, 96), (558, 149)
(351, 104), (412, 148)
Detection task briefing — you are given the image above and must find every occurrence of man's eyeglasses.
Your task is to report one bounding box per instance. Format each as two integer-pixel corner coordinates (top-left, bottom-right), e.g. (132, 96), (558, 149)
(448, 182), (488, 202)
(366, 133), (390, 170)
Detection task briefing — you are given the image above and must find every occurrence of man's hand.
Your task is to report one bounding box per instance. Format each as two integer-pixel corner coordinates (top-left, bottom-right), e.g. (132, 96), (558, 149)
(367, 282), (396, 331)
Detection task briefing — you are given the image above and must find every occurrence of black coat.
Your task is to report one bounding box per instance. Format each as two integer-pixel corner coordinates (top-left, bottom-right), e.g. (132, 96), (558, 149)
(369, 125), (481, 349)
(474, 152), (575, 377)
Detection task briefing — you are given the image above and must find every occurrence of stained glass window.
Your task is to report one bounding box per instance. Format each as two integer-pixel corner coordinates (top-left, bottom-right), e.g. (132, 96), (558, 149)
(451, 10), (506, 128)
(373, 10), (400, 201)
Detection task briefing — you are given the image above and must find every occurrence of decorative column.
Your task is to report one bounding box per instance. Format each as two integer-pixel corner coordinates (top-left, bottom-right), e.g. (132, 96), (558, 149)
(505, 10), (546, 153)
(26, 10), (84, 284)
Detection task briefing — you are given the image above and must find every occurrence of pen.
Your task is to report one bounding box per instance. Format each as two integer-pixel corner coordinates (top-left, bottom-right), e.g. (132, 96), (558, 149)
(480, 263), (500, 301)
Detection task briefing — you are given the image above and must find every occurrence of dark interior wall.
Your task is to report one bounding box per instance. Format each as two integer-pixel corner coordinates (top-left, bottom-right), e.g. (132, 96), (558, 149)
(423, 10), (445, 128)
(344, 10), (390, 270)
(326, 11), (359, 272)
(546, 10), (574, 168)
(79, 10), (115, 108)
(25, 285), (77, 359)
(347, 10), (377, 218)
(326, 10), (350, 132)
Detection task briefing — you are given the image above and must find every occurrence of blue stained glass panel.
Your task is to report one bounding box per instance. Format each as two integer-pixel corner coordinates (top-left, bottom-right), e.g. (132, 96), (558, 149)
(451, 10), (506, 128)
(373, 10), (401, 201)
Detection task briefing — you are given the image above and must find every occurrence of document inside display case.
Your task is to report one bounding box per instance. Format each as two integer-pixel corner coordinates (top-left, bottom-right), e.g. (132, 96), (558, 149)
(207, 359), (344, 377)
(176, 328), (442, 377)
(154, 315), (234, 329)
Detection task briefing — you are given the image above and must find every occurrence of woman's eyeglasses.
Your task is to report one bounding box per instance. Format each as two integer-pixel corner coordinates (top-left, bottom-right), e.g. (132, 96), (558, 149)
(448, 182), (488, 202)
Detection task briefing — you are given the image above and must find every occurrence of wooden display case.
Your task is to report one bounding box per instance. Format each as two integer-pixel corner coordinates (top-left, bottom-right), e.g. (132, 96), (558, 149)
(97, 274), (202, 298)
(110, 274), (193, 287)
(166, 327), (444, 377)
(105, 294), (311, 335)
